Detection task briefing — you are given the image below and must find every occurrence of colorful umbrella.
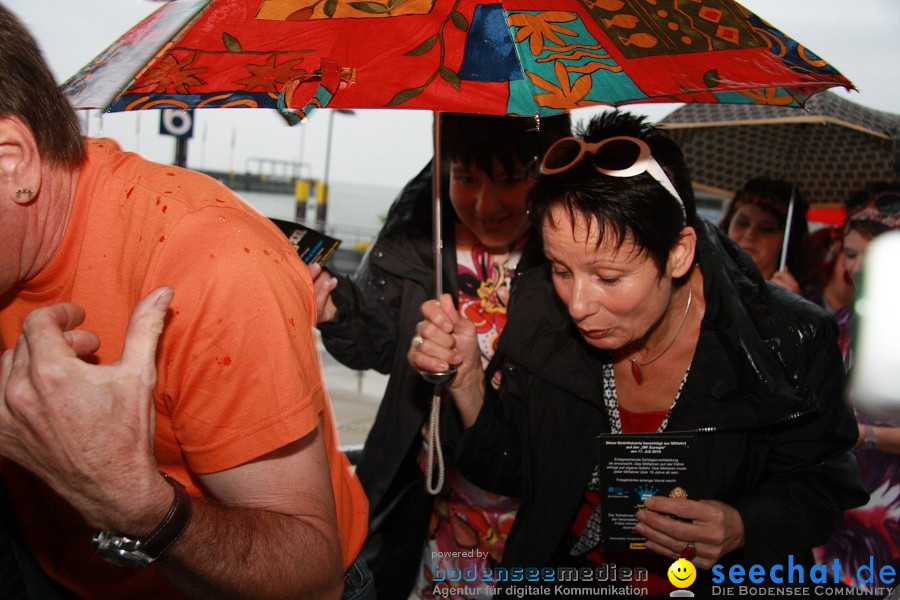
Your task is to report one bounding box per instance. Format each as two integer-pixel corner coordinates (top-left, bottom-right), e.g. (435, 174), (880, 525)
(62, 0), (856, 310)
(658, 91), (900, 208)
(63, 0), (853, 124)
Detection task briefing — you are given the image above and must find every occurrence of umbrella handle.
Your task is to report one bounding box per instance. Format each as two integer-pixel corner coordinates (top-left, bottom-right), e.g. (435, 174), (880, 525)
(277, 58), (350, 125)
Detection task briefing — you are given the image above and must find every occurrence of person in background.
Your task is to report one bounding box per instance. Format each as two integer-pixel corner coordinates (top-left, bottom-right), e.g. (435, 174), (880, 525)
(310, 112), (571, 598)
(719, 177), (813, 297)
(0, 8), (369, 599)
(819, 183), (900, 591)
(806, 224), (855, 361)
(411, 111), (866, 596)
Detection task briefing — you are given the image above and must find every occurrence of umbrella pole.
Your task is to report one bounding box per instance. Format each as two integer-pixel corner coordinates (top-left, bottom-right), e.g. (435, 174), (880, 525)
(779, 189), (796, 272)
(421, 112), (456, 384)
(777, 124), (806, 274)
(422, 112), (453, 496)
(432, 111), (444, 300)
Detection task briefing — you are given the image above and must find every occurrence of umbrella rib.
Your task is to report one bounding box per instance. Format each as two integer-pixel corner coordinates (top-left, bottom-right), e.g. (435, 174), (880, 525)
(659, 116), (892, 139)
(167, 46), (316, 56)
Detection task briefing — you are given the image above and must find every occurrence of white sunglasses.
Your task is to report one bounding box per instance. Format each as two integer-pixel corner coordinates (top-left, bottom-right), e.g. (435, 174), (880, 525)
(540, 135), (685, 215)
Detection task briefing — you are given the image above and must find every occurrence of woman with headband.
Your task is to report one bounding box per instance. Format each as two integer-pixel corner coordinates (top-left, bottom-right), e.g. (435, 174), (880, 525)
(719, 177), (815, 298)
(719, 177), (813, 298)
(410, 111), (866, 595)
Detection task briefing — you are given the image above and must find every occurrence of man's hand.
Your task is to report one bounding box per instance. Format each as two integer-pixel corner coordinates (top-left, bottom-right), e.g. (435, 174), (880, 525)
(0, 287), (174, 531)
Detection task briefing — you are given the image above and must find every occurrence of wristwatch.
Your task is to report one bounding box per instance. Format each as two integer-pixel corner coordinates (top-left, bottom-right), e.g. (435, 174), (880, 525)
(861, 424), (877, 450)
(92, 473), (193, 569)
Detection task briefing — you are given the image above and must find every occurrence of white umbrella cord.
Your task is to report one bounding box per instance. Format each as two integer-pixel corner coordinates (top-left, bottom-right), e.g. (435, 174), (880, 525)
(424, 385), (445, 495)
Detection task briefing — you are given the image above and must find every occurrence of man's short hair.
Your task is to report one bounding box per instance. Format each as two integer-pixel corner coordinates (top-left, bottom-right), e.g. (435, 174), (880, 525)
(0, 6), (85, 167)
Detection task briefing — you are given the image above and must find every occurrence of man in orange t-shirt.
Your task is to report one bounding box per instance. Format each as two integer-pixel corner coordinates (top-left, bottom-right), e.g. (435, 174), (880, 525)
(0, 8), (367, 599)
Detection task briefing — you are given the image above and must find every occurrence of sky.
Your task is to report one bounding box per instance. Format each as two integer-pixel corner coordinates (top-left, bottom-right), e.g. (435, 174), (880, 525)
(5, 0), (899, 191)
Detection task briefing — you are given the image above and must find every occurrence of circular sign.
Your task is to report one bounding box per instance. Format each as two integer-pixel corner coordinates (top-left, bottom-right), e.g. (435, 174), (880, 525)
(160, 109), (193, 138)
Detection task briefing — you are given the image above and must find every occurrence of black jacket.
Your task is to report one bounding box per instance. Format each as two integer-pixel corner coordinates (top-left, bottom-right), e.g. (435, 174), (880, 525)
(456, 222), (868, 575)
(318, 163), (547, 596)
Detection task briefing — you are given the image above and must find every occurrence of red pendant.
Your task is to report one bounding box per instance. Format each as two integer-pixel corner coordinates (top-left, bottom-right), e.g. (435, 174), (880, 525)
(631, 361), (644, 385)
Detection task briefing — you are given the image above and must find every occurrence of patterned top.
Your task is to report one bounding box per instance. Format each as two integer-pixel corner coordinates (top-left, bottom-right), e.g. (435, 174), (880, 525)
(412, 231), (524, 599)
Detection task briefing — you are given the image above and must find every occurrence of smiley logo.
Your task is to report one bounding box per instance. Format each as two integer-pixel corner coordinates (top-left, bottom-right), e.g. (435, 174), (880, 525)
(667, 558), (696, 588)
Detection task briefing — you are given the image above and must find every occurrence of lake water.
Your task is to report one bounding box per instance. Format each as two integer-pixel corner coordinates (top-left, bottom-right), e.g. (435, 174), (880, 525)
(238, 181), (401, 245)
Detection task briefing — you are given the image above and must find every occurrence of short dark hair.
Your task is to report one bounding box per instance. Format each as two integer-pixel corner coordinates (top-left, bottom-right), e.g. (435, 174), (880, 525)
(527, 111), (699, 278)
(0, 7), (85, 167)
(718, 177), (811, 284)
(440, 113), (571, 179)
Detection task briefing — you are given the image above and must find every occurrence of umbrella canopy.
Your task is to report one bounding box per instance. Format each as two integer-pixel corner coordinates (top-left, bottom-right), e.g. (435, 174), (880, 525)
(63, 0), (853, 122)
(658, 91), (900, 207)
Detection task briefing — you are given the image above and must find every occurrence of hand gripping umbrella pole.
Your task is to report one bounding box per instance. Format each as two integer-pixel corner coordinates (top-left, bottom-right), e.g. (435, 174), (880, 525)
(282, 79), (452, 493)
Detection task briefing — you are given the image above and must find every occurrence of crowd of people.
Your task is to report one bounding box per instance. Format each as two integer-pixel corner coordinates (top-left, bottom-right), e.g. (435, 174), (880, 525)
(0, 5), (898, 599)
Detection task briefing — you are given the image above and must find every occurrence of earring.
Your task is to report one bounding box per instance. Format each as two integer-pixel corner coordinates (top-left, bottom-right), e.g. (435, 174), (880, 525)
(15, 188), (33, 200)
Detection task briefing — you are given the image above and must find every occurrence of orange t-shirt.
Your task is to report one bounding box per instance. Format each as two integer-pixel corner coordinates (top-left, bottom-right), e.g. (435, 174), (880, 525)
(0, 139), (367, 599)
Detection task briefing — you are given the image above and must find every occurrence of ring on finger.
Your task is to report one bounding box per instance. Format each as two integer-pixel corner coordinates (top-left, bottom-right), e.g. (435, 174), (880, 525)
(412, 335), (425, 351)
(680, 541), (697, 560)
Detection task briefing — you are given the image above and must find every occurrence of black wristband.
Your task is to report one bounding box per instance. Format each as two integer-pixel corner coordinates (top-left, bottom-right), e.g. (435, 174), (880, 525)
(141, 473), (193, 559)
(92, 473), (193, 569)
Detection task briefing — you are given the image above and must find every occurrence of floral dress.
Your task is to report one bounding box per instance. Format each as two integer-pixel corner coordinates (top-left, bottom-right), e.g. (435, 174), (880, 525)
(410, 229), (524, 599)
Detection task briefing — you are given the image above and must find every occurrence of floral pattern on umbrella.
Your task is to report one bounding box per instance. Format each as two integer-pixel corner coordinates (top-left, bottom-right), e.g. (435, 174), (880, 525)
(63, 0), (855, 119)
(256, 0), (438, 20)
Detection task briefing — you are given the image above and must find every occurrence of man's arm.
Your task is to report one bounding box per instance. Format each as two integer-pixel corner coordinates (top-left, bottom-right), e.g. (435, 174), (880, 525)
(158, 427), (343, 599)
(0, 288), (344, 600)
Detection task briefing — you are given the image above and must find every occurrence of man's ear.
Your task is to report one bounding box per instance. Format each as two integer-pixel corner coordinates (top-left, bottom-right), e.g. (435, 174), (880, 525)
(667, 226), (697, 279)
(0, 115), (42, 204)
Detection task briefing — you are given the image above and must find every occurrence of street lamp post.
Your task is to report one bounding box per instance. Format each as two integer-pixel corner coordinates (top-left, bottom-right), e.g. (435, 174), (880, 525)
(316, 109), (354, 230)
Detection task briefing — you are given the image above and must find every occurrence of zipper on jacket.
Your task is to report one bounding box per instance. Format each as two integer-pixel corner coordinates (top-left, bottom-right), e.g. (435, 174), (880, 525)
(688, 406), (817, 435)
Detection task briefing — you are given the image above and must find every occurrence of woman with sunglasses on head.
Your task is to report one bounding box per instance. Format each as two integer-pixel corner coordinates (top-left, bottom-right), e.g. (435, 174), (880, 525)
(817, 182), (900, 591)
(410, 111), (866, 596)
(310, 112), (571, 599)
(719, 177), (814, 298)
